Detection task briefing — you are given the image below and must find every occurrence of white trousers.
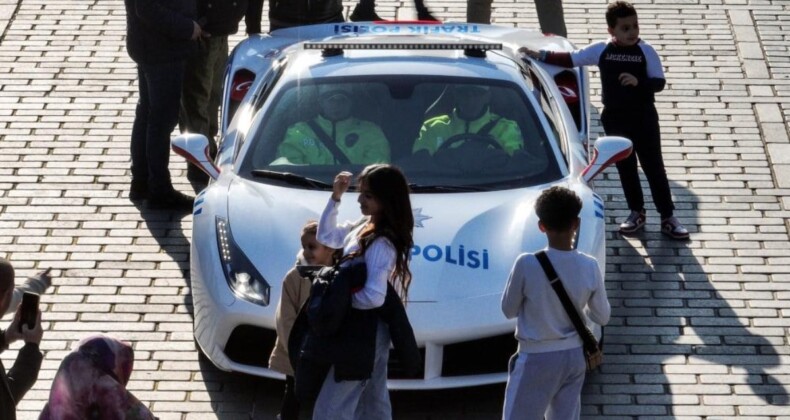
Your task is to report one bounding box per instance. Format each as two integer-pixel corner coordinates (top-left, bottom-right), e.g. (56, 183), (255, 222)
(502, 347), (587, 420)
(312, 322), (391, 420)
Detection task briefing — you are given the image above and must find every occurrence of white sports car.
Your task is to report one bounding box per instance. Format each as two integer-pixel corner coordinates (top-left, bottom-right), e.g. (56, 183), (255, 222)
(173, 22), (632, 390)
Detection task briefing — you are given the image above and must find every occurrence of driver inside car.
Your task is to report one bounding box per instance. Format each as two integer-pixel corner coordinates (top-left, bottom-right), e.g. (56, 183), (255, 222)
(413, 85), (523, 156)
(275, 85), (390, 165)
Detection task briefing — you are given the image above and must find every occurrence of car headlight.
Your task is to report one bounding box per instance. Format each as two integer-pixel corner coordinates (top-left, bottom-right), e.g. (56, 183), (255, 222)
(215, 216), (271, 306)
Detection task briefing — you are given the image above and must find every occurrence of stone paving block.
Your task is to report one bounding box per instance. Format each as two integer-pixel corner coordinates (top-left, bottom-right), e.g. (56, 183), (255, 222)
(2, 0), (790, 418)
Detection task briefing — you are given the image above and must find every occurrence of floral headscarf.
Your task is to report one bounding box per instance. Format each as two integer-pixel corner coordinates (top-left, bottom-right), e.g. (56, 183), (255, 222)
(39, 335), (155, 420)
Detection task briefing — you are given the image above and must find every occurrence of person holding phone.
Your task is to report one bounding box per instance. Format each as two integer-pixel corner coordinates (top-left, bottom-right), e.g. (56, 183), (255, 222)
(4, 267), (52, 317)
(0, 258), (45, 420)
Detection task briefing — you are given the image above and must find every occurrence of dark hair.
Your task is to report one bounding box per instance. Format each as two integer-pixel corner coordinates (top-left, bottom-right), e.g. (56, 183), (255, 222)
(0, 258), (14, 293)
(535, 186), (582, 231)
(356, 164), (414, 301)
(606, 1), (637, 28)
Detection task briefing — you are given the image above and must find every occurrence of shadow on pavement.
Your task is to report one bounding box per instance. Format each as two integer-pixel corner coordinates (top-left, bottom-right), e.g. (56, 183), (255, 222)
(590, 178), (789, 416)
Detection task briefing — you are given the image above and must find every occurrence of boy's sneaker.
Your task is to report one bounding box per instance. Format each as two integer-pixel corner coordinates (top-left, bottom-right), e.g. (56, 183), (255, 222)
(619, 209), (646, 234)
(661, 216), (690, 240)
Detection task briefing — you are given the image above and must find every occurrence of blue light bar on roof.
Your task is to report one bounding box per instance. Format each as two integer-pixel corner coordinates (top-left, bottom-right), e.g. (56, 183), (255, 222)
(303, 42), (503, 51)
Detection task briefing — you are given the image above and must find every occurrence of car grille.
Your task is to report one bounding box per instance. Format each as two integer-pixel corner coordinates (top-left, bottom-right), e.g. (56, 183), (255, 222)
(224, 326), (516, 380)
(225, 325), (278, 367)
(441, 333), (517, 377)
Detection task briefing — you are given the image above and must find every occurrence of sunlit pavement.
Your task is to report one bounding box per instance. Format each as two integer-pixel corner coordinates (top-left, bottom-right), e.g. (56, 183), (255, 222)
(1, 0), (790, 418)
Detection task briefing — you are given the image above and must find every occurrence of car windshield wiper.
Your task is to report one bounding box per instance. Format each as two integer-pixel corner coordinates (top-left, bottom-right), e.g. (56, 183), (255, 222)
(409, 184), (489, 192)
(250, 169), (332, 189)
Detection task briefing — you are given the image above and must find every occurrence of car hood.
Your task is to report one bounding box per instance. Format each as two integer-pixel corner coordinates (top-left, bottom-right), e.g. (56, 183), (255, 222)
(226, 179), (551, 304)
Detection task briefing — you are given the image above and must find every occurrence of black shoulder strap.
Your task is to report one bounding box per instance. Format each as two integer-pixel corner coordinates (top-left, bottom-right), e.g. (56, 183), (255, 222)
(535, 250), (599, 352)
(306, 119), (351, 165)
(476, 116), (501, 136)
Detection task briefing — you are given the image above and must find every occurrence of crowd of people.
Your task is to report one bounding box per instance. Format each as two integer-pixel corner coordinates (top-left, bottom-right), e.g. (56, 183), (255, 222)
(0, 0), (694, 419)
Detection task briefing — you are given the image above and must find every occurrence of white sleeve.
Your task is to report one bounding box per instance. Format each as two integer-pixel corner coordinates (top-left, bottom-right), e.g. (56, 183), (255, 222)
(501, 255), (526, 319)
(639, 41), (665, 79)
(5, 276), (51, 316)
(584, 259), (611, 325)
(317, 198), (356, 249)
(351, 237), (395, 310)
(570, 41), (607, 67)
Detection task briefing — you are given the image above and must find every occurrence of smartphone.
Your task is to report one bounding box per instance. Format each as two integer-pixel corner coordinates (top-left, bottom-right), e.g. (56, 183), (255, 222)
(18, 292), (40, 333)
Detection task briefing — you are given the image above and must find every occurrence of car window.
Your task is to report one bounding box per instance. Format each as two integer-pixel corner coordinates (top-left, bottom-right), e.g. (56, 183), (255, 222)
(524, 68), (568, 165)
(240, 76), (563, 191)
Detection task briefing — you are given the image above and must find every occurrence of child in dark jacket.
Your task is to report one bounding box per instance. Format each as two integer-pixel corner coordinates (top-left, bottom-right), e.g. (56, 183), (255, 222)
(521, 1), (689, 240)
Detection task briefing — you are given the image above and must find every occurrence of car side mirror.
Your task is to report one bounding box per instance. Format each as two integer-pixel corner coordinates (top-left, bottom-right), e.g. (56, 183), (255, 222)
(581, 136), (633, 183)
(171, 133), (221, 180)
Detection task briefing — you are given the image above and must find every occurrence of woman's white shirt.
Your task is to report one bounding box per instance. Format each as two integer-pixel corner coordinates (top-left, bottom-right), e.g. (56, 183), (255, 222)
(317, 198), (396, 310)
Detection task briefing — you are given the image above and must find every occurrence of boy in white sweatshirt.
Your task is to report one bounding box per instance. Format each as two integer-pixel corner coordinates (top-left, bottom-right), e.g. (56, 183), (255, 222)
(500, 186), (610, 420)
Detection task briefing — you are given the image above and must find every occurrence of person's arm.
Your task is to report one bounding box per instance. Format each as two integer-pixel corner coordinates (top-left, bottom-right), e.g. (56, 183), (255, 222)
(276, 125), (311, 165)
(6, 269), (52, 316)
(412, 116), (449, 155)
(523, 41), (606, 68)
(584, 261), (611, 326)
(362, 126), (390, 163)
(639, 42), (666, 93)
(4, 310), (44, 404)
(317, 171), (358, 249)
(495, 119), (523, 155)
(519, 47), (573, 67)
(134, 0), (196, 41)
(351, 238), (394, 310)
(274, 270), (305, 352)
(245, 0), (264, 34)
(501, 255), (526, 319)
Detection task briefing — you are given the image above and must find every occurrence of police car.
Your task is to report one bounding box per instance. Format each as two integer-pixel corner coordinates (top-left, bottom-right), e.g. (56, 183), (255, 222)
(173, 22), (632, 389)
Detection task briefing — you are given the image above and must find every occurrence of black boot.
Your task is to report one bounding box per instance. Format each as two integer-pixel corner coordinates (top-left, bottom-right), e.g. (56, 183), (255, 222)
(129, 178), (148, 201)
(417, 8), (439, 21)
(350, 2), (384, 21)
(147, 189), (194, 212)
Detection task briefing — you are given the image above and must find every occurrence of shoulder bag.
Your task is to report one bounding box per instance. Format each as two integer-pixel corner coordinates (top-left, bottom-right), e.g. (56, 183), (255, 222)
(535, 250), (603, 371)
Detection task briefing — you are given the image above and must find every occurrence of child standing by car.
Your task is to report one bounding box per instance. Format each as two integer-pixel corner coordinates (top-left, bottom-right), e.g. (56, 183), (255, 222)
(268, 221), (341, 420)
(501, 186), (610, 420)
(520, 1), (690, 240)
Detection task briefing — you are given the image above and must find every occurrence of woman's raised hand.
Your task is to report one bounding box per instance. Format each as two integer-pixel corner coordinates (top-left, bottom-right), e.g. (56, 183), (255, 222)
(332, 171), (353, 202)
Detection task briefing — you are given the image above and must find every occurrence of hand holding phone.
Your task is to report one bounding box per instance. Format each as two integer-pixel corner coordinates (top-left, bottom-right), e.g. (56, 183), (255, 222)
(18, 292), (40, 333)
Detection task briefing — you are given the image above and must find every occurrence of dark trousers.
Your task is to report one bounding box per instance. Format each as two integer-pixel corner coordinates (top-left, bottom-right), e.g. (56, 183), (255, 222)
(601, 106), (675, 218)
(131, 61), (185, 195)
(280, 375), (300, 420)
(180, 35), (228, 150)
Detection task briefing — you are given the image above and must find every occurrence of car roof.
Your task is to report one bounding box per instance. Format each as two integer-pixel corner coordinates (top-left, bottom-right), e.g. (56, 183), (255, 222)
(279, 46), (523, 85)
(234, 23), (573, 86)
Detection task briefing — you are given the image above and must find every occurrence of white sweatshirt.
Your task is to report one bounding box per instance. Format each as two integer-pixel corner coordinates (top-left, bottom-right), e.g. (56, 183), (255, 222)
(501, 247), (610, 353)
(317, 198), (396, 310)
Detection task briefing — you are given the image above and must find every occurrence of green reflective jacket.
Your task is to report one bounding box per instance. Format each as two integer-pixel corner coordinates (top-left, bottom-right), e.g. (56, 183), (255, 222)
(277, 115), (390, 165)
(413, 109), (522, 155)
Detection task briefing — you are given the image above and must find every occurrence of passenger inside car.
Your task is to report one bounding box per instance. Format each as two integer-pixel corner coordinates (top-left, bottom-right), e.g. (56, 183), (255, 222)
(273, 85), (390, 165)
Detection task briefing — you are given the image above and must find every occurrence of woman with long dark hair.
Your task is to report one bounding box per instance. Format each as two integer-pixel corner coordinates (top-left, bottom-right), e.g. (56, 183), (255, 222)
(311, 164), (415, 419)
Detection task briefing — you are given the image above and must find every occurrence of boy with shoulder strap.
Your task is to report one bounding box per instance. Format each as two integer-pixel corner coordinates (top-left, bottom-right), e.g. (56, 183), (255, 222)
(500, 186), (610, 420)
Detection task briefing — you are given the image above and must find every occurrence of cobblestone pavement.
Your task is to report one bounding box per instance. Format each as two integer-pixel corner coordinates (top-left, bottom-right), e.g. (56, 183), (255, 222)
(1, 0), (790, 418)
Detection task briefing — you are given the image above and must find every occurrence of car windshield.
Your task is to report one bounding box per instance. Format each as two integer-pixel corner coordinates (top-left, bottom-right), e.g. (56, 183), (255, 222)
(239, 76), (562, 191)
